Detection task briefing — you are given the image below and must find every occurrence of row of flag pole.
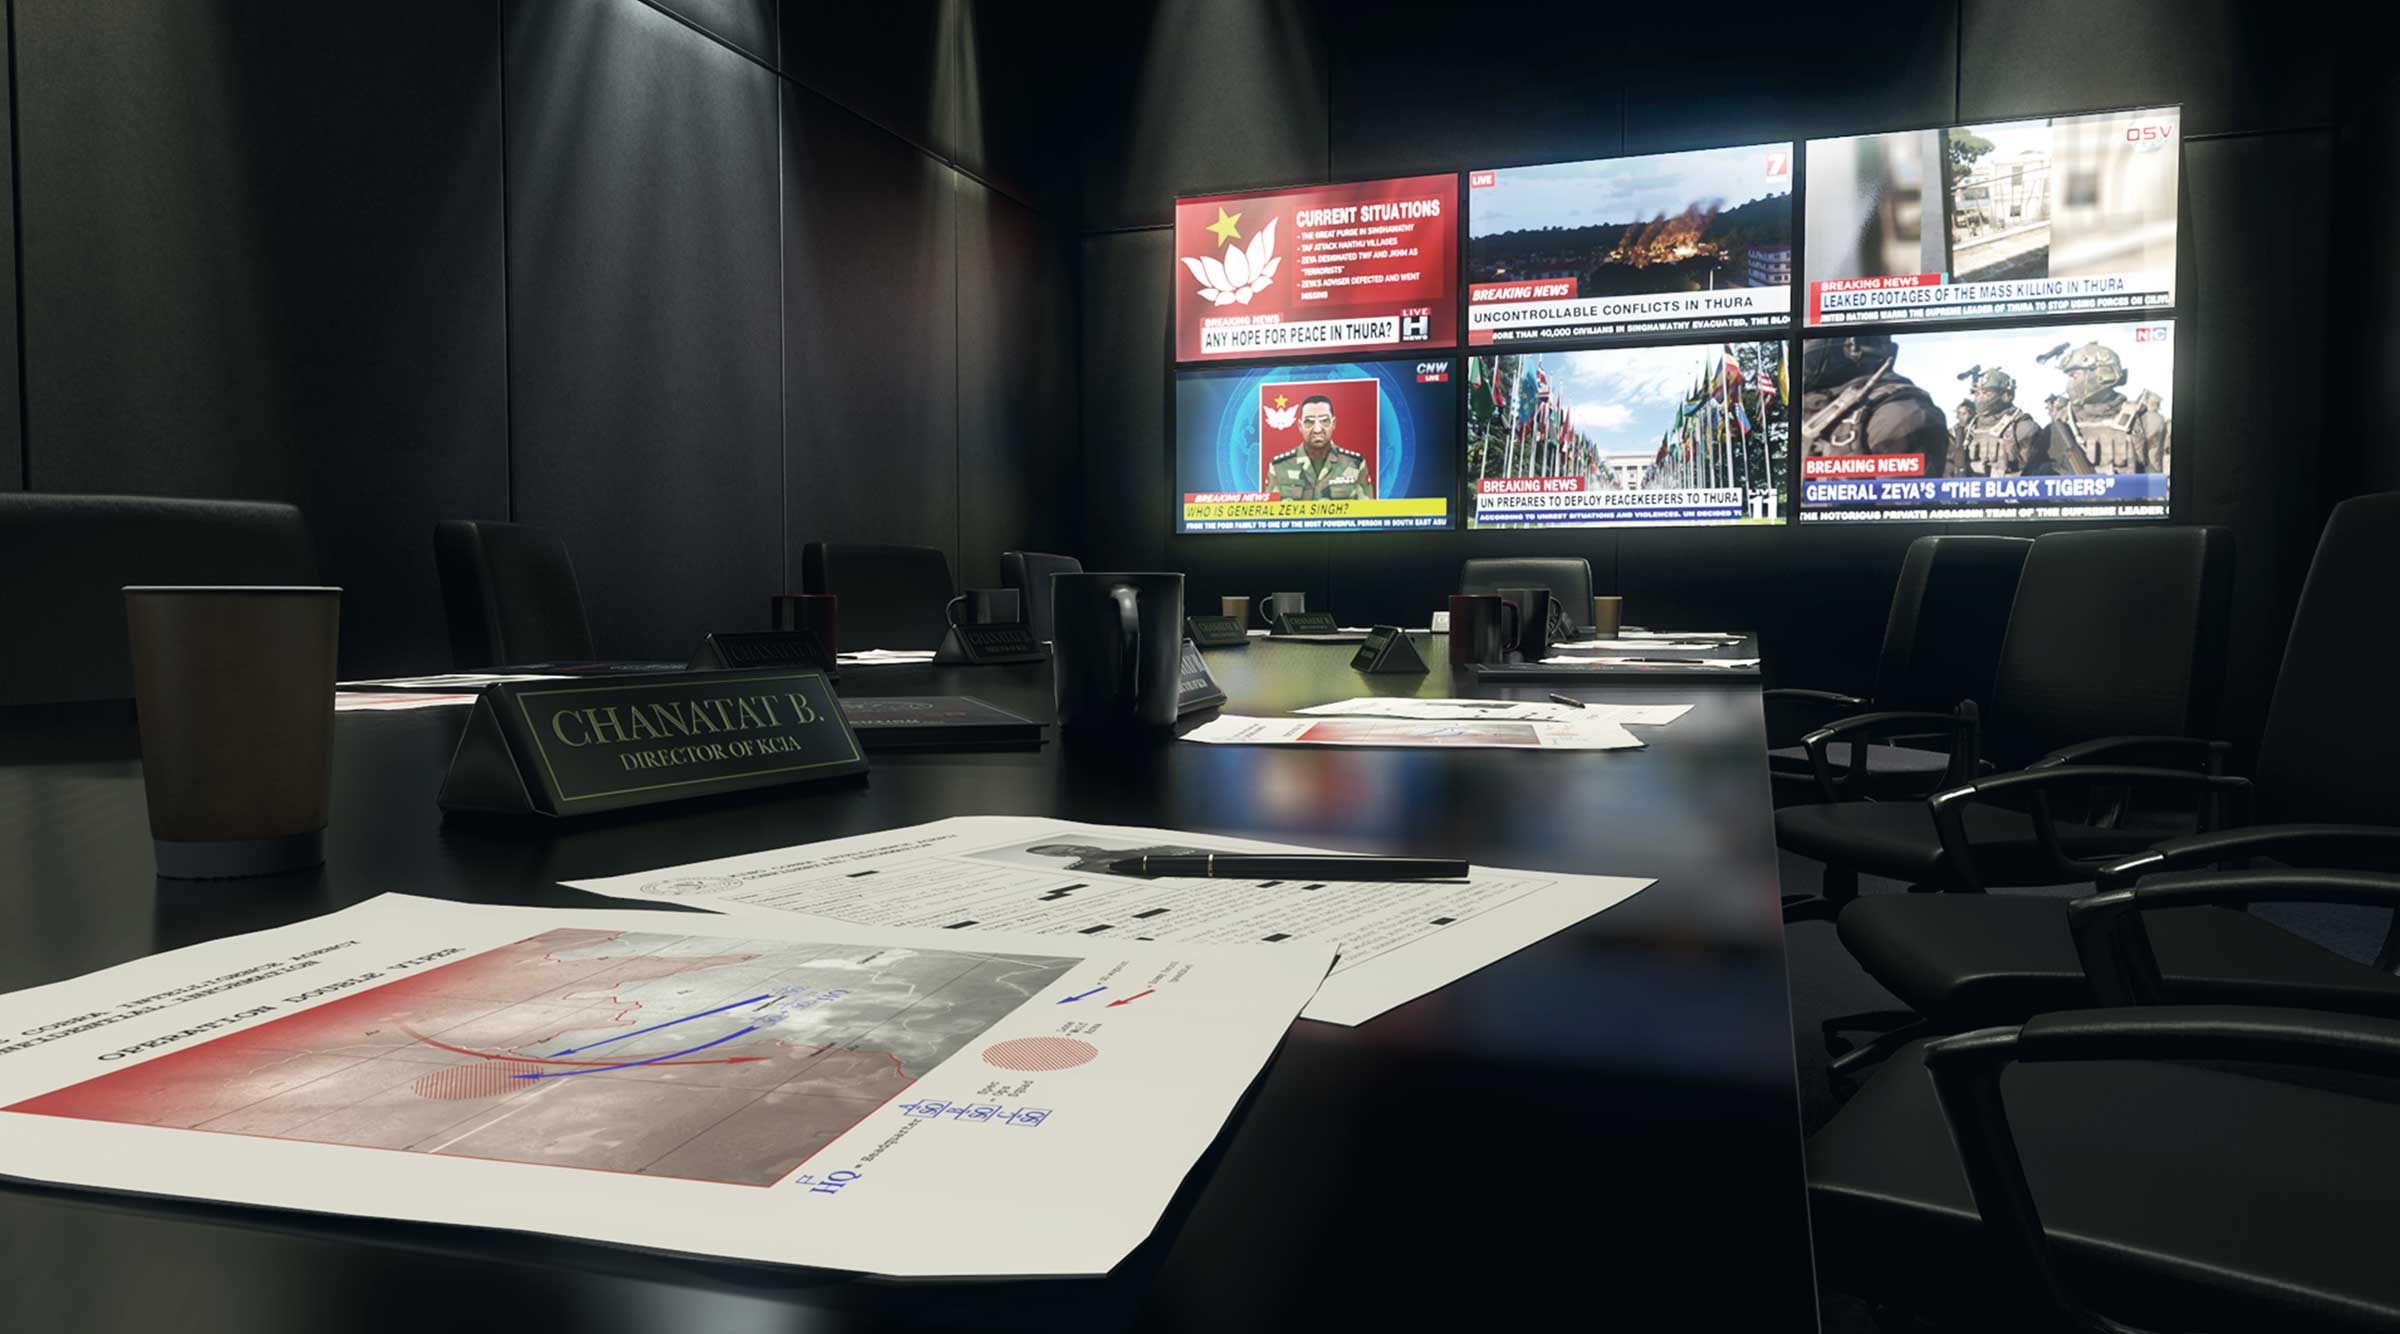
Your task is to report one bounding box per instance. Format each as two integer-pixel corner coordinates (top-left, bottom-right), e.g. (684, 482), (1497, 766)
(1468, 344), (1788, 502)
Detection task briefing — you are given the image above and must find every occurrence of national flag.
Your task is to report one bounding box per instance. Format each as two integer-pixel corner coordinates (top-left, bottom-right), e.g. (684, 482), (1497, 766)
(1733, 398), (1752, 435)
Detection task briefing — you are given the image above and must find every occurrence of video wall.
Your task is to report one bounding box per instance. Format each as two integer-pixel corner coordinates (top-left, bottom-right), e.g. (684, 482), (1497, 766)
(1171, 104), (2180, 532)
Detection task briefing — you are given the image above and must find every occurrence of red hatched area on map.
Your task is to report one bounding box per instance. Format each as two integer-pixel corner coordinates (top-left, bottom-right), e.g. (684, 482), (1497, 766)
(8, 928), (1075, 1185)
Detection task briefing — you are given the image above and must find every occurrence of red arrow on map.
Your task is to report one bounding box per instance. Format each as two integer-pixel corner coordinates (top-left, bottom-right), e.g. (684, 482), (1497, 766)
(1105, 989), (1155, 1008)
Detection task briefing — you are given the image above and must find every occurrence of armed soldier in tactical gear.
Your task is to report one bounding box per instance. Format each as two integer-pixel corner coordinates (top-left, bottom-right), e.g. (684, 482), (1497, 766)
(2046, 342), (2167, 476)
(1800, 334), (1950, 475)
(1950, 366), (2045, 476)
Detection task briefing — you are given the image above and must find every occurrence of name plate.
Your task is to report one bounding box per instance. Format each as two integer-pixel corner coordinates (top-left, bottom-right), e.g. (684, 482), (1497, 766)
(1176, 639), (1228, 715)
(1351, 625), (1429, 674)
(437, 669), (867, 817)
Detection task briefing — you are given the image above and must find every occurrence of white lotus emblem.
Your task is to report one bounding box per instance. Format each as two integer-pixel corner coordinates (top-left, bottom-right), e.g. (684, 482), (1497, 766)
(1182, 219), (1280, 306)
(1263, 402), (1298, 430)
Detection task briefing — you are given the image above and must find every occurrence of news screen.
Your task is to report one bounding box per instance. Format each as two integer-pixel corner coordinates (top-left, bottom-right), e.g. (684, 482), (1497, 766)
(1805, 106), (2180, 326)
(1172, 175), (1458, 363)
(1796, 318), (2174, 522)
(1175, 356), (1457, 534)
(1464, 142), (1793, 346)
(1465, 341), (1789, 528)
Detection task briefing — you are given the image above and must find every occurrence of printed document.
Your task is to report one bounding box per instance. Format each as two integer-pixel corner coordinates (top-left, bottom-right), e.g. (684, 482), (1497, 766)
(1182, 713), (1643, 750)
(567, 817), (1653, 1025)
(1292, 697), (1692, 726)
(0, 894), (1325, 1278)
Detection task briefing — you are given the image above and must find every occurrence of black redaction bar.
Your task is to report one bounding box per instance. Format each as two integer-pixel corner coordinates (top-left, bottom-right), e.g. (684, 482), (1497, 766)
(1106, 854), (1470, 881)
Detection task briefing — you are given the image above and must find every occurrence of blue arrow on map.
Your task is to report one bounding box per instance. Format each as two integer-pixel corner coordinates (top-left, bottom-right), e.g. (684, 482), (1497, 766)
(1057, 985), (1108, 1004)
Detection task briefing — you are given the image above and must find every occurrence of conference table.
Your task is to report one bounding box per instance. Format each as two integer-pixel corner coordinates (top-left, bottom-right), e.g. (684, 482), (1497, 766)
(0, 637), (1817, 1332)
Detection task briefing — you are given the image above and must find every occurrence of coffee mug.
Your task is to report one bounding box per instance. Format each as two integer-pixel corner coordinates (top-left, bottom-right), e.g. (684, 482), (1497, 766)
(1447, 594), (1519, 666)
(946, 588), (1023, 627)
(1258, 591), (1306, 626)
(1591, 596), (1623, 636)
(1497, 586), (1555, 661)
(772, 593), (839, 656)
(1220, 595), (1251, 625)
(125, 586), (341, 879)
(1052, 573), (1186, 729)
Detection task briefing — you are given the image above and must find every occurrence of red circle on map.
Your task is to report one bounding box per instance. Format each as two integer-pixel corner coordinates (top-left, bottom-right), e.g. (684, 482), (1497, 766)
(981, 1037), (1098, 1071)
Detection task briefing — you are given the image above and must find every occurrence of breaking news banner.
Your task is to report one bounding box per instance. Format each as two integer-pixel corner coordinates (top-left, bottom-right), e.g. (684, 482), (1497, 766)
(1804, 106), (2180, 327)
(1796, 317), (2175, 524)
(1464, 340), (1790, 530)
(1175, 357), (1458, 535)
(1465, 141), (1792, 346)
(1174, 175), (1458, 363)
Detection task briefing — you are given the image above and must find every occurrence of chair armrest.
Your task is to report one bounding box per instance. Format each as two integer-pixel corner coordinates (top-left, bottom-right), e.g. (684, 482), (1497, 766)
(1925, 765), (2251, 893)
(2033, 734), (2231, 774)
(2070, 867), (2400, 1003)
(1762, 688), (1865, 748)
(1920, 1006), (2400, 1333)
(1801, 703), (1979, 803)
(2096, 824), (2400, 891)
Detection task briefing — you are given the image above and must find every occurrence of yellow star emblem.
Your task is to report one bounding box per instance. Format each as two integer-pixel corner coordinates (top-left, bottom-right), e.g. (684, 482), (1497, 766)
(1206, 207), (1242, 245)
(1273, 394), (1288, 408)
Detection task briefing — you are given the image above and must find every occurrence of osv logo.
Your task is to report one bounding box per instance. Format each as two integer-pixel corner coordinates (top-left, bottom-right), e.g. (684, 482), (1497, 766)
(2125, 119), (2176, 152)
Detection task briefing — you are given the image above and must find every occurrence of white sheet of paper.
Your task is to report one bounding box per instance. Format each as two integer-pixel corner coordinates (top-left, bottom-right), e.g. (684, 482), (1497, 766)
(1539, 657), (1761, 669)
(0, 894), (1327, 1278)
(334, 692), (480, 712)
(1182, 713), (1642, 751)
(1613, 630), (1744, 641)
(1291, 697), (1693, 727)
(837, 649), (939, 663)
(564, 817), (1654, 1027)
(339, 673), (576, 688)
(1553, 639), (1724, 651)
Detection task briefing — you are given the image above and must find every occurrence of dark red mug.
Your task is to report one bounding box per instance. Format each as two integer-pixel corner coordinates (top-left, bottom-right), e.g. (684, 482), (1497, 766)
(1447, 594), (1519, 666)
(771, 593), (839, 658)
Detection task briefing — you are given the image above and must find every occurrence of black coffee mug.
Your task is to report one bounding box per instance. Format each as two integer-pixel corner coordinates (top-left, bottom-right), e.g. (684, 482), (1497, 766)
(1497, 586), (1555, 661)
(946, 588), (1023, 627)
(1447, 593), (1519, 666)
(1052, 573), (1186, 729)
(1258, 591), (1306, 626)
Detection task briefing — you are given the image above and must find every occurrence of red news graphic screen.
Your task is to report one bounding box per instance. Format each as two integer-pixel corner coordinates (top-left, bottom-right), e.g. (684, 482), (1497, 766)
(1173, 175), (1458, 363)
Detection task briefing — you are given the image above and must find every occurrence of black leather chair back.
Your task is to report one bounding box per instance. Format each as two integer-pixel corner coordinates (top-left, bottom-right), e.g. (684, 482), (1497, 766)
(2254, 493), (2400, 824)
(1870, 535), (2032, 712)
(1001, 551), (1082, 642)
(1460, 557), (1595, 628)
(801, 542), (955, 652)
(0, 493), (317, 704)
(433, 519), (595, 669)
(1984, 526), (2232, 770)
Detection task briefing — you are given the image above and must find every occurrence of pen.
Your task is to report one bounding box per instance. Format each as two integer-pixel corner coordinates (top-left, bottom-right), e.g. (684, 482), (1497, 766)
(1105, 854), (1470, 881)
(1547, 692), (1586, 708)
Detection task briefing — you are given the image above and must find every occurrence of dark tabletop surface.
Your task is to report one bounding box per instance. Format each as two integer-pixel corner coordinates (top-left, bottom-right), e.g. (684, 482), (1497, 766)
(0, 637), (1816, 1333)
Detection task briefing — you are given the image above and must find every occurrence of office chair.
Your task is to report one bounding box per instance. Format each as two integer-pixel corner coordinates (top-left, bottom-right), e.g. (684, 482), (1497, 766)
(1000, 551), (1082, 642)
(0, 493), (316, 704)
(1459, 557), (1594, 632)
(1831, 493), (2400, 1044)
(801, 542), (955, 652)
(434, 519), (595, 669)
(1810, 1000), (2400, 1330)
(1777, 525), (2236, 923)
(1768, 535), (2031, 804)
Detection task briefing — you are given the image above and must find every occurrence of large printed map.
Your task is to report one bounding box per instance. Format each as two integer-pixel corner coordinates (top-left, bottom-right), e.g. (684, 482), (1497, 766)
(8, 929), (1075, 1186)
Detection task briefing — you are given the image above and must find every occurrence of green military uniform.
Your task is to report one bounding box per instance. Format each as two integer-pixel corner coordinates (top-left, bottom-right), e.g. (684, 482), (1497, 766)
(1268, 445), (1375, 500)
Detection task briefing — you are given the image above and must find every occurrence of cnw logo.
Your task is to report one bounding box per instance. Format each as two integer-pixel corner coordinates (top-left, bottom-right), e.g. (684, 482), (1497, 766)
(2133, 326), (2170, 344)
(1416, 361), (1451, 376)
(2125, 119), (2176, 151)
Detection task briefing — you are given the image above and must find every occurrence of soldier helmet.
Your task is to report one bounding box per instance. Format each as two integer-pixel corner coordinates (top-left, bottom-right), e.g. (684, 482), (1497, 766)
(2060, 342), (2126, 402)
(1970, 367), (2015, 415)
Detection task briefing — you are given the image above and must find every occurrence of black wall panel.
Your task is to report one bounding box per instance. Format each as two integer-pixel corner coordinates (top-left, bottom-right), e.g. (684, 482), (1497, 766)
(0, 28), (17, 494)
(957, 177), (1078, 590)
(16, 0), (507, 675)
(782, 82), (960, 576)
(1622, 1), (1956, 154)
(1080, 229), (1172, 572)
(1079, 0), (1329, 232)
(653, 0), (777, 66)
(1326, 1), (1624, 178)
(505, 0), (782, 660)
(1959, 0), (2333, 138)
